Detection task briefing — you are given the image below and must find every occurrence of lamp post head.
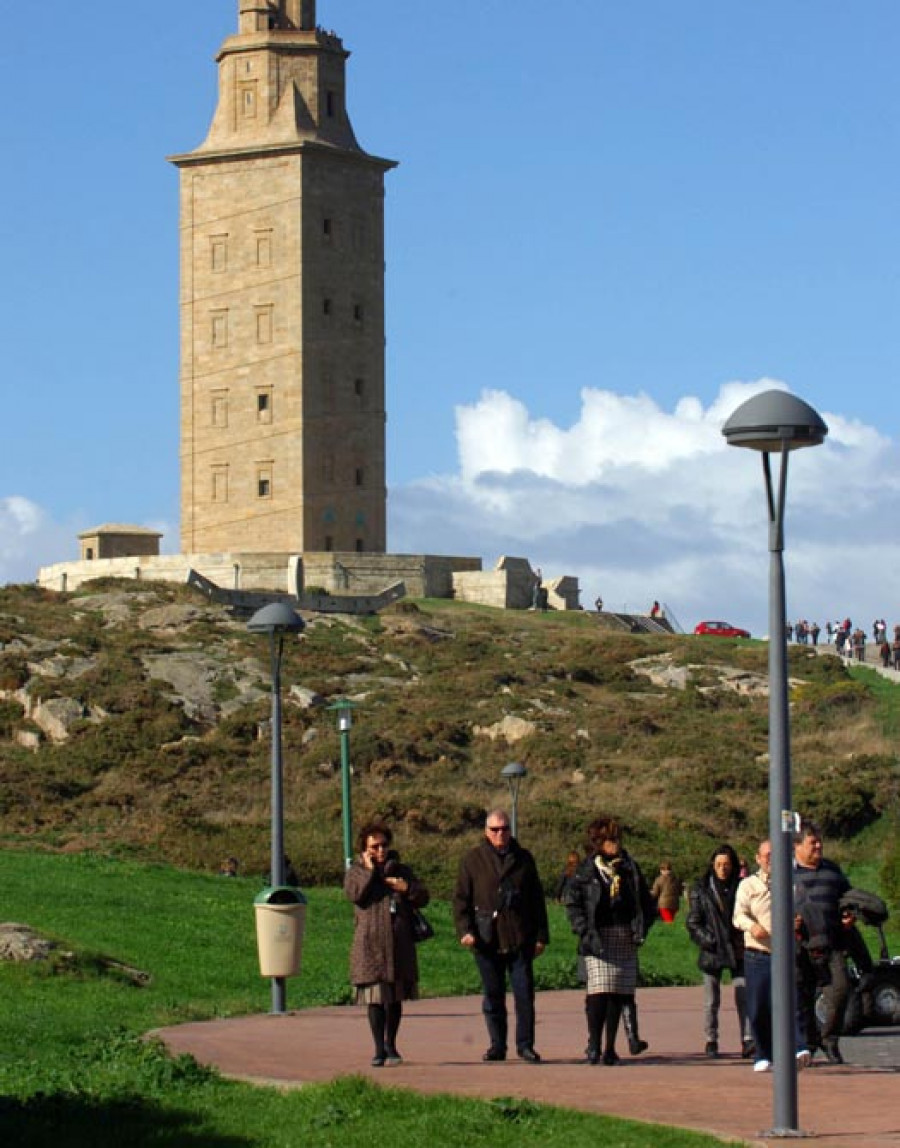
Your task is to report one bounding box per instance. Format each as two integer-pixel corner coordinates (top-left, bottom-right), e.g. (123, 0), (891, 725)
(501, 761), (527, 782)
(501, 761), (527, 796)
(722, 389), (828, 454)
(328, 697), (357, 732)
(247, 602), (306, 635)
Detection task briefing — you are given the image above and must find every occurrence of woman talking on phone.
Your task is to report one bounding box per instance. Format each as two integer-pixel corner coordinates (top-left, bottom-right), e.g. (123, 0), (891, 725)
(344, 820), (430, 1066)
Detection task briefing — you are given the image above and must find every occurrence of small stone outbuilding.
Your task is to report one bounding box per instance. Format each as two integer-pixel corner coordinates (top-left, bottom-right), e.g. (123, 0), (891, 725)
(78, 524), (162, 562)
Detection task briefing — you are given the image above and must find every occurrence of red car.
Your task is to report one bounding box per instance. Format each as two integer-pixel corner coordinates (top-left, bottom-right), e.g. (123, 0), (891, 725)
(694, 620), (751, 639)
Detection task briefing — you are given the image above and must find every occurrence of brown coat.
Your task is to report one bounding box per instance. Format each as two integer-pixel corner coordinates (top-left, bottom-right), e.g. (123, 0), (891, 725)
(650, 869), (683, 912)
(344, 858), (429, 987)
(453, 838), (549, 952)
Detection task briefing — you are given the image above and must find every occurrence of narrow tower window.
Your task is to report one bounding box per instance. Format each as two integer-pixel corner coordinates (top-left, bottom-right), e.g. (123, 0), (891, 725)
(256, 464), (273, 499)
(212, 465), (229, 502)
(255, 304), (274, 344)
(211, 310), (228, 349)
(256, 389), (273, 423)
(240, 83), (258, 118)
(210, 235), (228, 272)
(211, 390), (229, 427)
(255, 229), (273, 268)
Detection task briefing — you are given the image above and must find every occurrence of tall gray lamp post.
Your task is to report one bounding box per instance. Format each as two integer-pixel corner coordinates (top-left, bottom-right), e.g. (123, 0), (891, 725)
(327, 698), (357, 871)
(722, 389), (827, 1137)
(248, 601), (306, 1015)
(501, 761), (528, 838)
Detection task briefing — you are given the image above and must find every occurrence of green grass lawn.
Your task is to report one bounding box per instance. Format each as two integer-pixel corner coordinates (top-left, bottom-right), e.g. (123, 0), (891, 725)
(0, 851), (740, 1147)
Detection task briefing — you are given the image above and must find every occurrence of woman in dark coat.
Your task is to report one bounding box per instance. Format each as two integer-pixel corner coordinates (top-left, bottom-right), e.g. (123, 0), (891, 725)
(686, 842), (751, 1057)
(344, 820), (429, 1066)
(565, 816), (655, 1064)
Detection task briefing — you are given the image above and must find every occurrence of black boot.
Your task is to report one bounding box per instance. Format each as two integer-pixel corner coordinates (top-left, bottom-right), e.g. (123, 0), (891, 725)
(603, 995), (622, 1064)
(384, 1001), (403, 1065)
(585, 994), (607, 1064)
(622, 995), (649, 1055)
(367, 1003), (386, 1067)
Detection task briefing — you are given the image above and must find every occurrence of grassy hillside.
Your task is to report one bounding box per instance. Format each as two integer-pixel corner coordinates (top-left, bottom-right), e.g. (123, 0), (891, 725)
(0, 853), (735, 1148)
(0, 580), (897, 898)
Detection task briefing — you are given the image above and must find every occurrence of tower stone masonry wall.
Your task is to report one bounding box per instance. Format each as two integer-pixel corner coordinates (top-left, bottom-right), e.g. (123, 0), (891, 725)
(171, 3), (394, 557)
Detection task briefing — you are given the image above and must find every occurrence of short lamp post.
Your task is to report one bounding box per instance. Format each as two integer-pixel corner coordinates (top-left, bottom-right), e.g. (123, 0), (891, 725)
(501, 761), (528, 839)
(328, 698), (357, 871)
(722, 389), (827, 1137)
(248, 601), (306, 1015)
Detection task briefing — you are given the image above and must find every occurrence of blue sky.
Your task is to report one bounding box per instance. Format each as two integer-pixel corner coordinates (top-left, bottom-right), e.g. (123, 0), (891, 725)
(1, 2), (898, 634)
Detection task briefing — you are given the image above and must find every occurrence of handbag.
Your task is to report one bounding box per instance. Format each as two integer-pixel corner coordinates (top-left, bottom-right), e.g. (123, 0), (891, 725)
(474, 908), (496, 946)
(411, 907), (434, 943)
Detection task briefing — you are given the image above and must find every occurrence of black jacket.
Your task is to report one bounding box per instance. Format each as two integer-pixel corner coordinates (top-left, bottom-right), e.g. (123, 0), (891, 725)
(793, 858), (850, 950)
(686, 849), (744, 975)
(453, 837), (549, 953)
(565, 849), (654, 958)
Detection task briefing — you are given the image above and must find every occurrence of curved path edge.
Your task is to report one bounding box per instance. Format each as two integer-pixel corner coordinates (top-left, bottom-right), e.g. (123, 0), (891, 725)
(153, 986), (899, 1148)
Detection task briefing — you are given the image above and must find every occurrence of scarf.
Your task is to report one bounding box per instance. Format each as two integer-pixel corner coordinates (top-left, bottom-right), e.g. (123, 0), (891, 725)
(594, 854), (623, 903)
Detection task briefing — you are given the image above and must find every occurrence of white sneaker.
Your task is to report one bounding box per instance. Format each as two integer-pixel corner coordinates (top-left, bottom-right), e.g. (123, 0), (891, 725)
(796, 1049), (811, 1071)
(753, 1058), (772, 1073)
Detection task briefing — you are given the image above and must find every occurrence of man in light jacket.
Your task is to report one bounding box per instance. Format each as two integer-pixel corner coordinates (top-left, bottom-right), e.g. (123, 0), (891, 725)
(734, 839), (810, 1073)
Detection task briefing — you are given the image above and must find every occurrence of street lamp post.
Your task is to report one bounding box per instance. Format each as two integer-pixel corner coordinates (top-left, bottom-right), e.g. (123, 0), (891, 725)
(501, 761), (528, 838)
(722, 390), (827, 1137)
(248, 601), (306, 1015)
(328, 699), (357, 871)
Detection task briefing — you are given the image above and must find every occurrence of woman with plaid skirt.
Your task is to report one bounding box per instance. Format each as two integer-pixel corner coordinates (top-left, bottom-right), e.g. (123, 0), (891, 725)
(565, 816), (655, 1064)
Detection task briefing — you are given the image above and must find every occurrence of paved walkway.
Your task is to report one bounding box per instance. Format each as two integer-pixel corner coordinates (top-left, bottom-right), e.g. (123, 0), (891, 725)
(155, 987), (899, 1147)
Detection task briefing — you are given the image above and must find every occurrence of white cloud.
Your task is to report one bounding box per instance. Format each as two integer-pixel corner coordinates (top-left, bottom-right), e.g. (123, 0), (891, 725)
(0, 499), (179, 588)
(0, 497), (79, 586)
(390, 380), (900, 634)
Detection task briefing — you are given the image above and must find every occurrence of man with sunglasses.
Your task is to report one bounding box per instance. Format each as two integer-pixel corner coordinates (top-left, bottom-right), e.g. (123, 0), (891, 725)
(453, 810), (549, 1063)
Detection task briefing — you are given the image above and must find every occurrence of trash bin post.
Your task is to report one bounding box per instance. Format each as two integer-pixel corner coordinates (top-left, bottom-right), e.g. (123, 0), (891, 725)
(254, 887), (307, 994)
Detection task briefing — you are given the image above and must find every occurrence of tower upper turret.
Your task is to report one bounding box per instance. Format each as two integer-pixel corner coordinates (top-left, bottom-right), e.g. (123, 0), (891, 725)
(239, 1), (316, 34)
(193, 0), (362, 155)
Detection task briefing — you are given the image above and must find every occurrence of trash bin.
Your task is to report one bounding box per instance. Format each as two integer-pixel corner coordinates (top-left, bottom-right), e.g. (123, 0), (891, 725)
(254, 886), (307, 978)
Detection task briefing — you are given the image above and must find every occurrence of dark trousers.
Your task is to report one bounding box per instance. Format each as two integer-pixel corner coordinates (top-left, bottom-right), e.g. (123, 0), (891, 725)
(473, 946), (536, 1052)
(797, 948), (849, 1047)
(744, 949), (773, 1061)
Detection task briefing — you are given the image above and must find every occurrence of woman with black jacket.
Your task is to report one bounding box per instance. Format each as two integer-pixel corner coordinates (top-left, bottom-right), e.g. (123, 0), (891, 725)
(565, 816), (655, 1064)
(686, 843), (752, 1058)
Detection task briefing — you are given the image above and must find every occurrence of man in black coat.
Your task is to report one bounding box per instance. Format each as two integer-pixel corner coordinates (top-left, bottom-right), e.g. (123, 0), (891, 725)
(453, 809), (549, 1063)
(793, 819), (851, 1063)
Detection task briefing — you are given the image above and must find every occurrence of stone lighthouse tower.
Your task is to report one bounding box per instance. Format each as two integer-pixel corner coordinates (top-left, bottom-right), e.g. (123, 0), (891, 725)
(170, 1), (395, 555)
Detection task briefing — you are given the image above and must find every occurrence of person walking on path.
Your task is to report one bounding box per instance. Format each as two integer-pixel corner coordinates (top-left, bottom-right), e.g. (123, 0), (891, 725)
(453, 809), (549, 1063)
(793, 819), (851, 1063)
(686, 843), (753, 1058)
(650, 861), (683, 923)
(344, 821), (430, 1067)
(733, 840), (812, 1075)
(565, 816), (655, 1064)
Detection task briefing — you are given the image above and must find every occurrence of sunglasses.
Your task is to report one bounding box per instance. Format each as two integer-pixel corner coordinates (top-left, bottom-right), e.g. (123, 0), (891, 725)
(487, 826), (510, 834)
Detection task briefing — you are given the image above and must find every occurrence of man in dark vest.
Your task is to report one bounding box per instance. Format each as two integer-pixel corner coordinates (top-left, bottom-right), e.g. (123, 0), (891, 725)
(453, 809), (549, 1063)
